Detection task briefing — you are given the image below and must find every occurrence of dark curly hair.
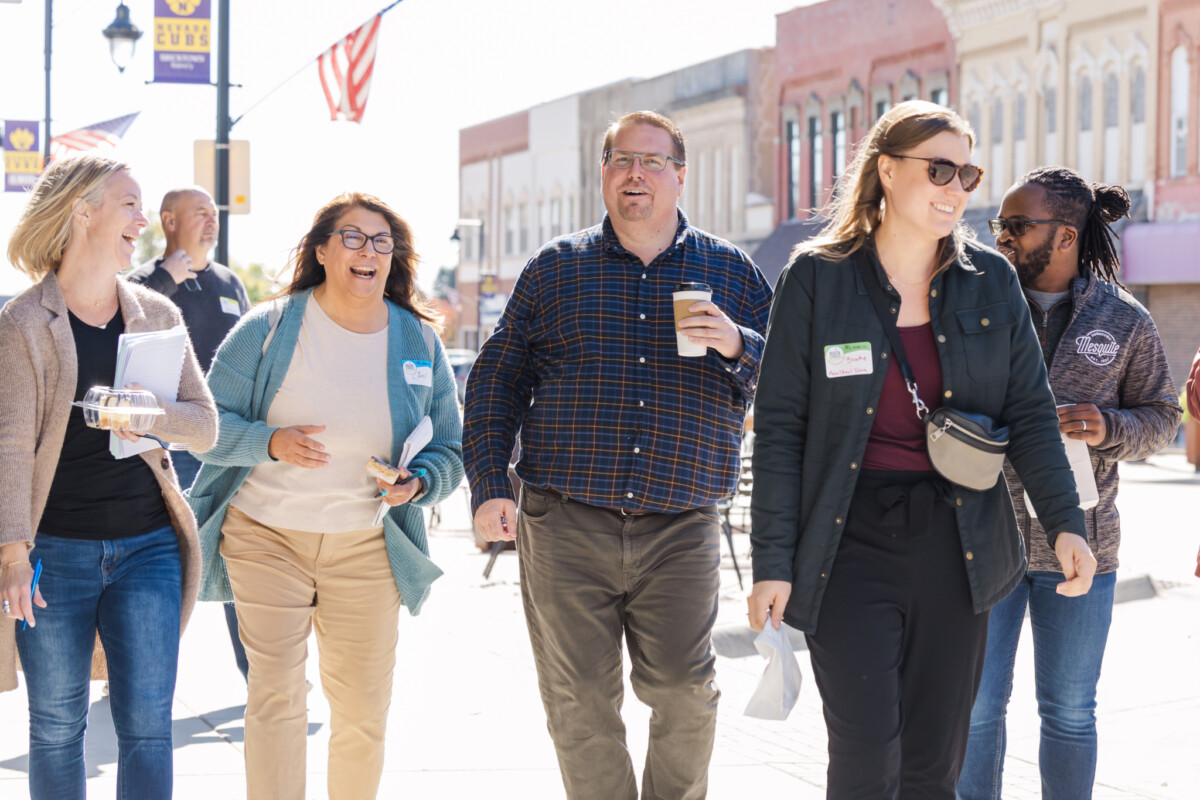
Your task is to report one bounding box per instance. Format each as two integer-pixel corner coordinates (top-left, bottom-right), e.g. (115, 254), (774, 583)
(1018, 166), (1131, 285)
(279, 192), (437, 325)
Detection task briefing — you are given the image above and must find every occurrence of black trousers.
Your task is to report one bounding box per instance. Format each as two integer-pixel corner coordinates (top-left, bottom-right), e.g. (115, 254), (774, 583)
(805, 471), (990, 800)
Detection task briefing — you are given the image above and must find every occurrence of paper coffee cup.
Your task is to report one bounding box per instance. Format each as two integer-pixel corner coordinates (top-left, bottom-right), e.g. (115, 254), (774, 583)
(673, 282), (712, 357)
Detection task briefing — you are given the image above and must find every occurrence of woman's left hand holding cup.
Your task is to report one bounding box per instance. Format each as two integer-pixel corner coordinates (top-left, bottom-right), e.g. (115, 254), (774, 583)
(1, 542), (46, 628)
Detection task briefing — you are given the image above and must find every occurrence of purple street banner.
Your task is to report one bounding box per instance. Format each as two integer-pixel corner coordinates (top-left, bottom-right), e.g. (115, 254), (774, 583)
(154, 0), (210, 84)
(3, 120), (42, 193)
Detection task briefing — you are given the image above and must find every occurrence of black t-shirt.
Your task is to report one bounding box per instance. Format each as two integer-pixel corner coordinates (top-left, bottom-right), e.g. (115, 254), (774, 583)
(126, 260), (251, 371)
(38, 310), (173, 540)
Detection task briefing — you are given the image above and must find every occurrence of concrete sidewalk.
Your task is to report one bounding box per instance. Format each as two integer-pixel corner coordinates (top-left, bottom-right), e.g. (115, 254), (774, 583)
(0, 454), (1196, 798)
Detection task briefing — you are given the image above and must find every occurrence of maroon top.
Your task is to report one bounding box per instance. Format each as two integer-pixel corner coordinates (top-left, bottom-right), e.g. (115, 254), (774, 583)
(862, 322), (943, 472)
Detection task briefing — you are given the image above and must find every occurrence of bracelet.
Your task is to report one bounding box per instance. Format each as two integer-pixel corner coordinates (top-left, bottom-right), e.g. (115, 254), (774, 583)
(0, 560), (30, 573)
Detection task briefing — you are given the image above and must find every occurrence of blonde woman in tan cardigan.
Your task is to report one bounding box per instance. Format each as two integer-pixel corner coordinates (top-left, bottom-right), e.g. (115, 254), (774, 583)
(0, 154), (217, 799)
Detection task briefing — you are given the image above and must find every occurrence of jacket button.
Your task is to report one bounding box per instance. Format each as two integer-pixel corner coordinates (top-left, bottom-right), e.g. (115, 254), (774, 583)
(981, 318), (990, 326)
(881, 352), (888, 360)
(956, 498), (963, 506)
(866, 407), (874, 414)
(820, 572), (827, 578)
(965, 551), (974, 560)
(850, 462), (858, 470)
(835, 517), (843, 525)
(161, 456), (170, 470)
(930, 289), (937, 298)
(937, 335), (946, 343)
(944, 390), (953, 399)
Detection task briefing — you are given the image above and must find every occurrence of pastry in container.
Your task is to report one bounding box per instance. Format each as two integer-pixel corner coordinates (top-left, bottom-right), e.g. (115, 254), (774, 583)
(75, 386), (165, 432)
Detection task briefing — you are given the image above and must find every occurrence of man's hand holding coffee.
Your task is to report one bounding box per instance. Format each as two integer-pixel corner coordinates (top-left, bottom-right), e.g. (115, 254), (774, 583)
(161, 247), (201, 285)
(677, 300), (746, 360)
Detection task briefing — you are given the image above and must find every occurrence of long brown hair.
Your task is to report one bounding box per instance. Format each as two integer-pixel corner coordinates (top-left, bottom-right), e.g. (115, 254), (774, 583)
(280, 192), (437, 325)
(799, 100), (978, 273)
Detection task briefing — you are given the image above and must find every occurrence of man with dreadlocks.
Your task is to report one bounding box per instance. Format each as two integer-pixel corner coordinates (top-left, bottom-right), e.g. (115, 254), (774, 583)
(958, 166), (1181, 800)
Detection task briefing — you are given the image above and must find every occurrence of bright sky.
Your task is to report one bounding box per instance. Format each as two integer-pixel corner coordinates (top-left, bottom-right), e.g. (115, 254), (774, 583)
(0, 0), (805, 297)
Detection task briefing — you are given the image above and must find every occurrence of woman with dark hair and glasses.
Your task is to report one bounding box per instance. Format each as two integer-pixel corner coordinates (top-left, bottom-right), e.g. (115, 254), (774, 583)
(959, 168), (1180, 800)
(747, 101), (1096, 798)
(188, 193), (463, 799)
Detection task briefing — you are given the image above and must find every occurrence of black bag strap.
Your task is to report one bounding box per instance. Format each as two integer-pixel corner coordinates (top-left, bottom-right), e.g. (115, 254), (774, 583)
(855, 256), (929, 420)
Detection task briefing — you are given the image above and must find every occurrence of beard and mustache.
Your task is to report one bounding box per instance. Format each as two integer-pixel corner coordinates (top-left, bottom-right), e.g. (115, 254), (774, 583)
(1010, 236), (1054, 286)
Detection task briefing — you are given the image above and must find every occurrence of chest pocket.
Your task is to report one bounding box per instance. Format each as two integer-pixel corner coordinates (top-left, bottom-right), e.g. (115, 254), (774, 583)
(956, 303), (1016, 382)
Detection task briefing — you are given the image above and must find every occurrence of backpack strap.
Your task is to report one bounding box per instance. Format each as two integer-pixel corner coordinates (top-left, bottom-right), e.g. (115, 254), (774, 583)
(419, 319), (436, 362)
(261, 297), (286, 356)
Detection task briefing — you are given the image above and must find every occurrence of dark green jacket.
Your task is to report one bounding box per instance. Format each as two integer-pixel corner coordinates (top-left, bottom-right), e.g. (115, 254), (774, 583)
(750, 242), (1086, 634)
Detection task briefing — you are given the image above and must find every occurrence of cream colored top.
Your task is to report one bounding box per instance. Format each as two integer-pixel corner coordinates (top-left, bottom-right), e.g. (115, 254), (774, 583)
(231, 296), (391, 532)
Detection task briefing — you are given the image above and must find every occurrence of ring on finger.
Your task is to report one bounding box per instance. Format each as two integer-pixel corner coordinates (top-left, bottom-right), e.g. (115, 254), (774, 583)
(1082, 420), (1087, 432)
(1, 600), (9, 614)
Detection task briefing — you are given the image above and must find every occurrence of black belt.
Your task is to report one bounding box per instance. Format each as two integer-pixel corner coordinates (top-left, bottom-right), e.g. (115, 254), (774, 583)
(539, 486), (654, 517)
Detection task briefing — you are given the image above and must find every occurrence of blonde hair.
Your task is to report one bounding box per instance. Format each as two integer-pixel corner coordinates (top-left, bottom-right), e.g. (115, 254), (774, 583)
(799, 100), (978, 273)
(7, 154), (130, 280)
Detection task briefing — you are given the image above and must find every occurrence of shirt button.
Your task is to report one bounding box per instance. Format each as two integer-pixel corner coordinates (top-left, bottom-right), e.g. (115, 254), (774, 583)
(866, 407), (874, 414)
(937, 334), (946, 343)
(725, 367), (732, 372)
(641, 273), (647, 279)
(638, 400), (645, 407)
(634, 447), (641, 454)
(965, 550), (974, 560)
(981, 318), (990, 326)
(639, 313), (646, 320)
(639, 357), (646, 363)
(944, 390), (953, 399)
(627, 492), (634, 498)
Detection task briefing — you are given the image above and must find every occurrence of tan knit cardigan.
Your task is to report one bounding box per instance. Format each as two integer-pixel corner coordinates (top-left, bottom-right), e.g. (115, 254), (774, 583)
(0, 272), (217, 692)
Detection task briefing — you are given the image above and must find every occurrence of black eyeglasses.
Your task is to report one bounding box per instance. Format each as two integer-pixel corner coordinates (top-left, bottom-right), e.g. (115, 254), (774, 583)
(988, 217), (1074, 238)
(601, 150), (685, 172)
(887, 154), (984, 193)
(330, 229), (396, 254)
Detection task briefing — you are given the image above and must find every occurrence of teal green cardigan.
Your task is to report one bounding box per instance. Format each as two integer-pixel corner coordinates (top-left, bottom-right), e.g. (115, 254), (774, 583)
(188, 289), (463, 613)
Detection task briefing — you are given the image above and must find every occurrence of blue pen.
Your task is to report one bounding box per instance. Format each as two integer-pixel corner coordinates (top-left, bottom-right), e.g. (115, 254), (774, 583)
(23, 558), (42, 631)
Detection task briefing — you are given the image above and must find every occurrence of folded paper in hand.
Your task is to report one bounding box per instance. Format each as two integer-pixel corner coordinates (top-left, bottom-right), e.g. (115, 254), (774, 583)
(110, 325), (188, 459)
(744, 621), (803, 721)
(371, 416), (433, 527)
(1024, 430), (1098, 517)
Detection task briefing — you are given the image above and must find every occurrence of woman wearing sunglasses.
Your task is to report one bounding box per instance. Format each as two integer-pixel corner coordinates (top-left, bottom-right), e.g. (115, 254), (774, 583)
(747, 101), (1095, 798)
(188, 193), (463, 799)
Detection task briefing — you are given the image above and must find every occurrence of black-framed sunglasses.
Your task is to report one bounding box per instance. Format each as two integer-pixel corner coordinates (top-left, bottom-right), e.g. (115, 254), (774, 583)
(601, 149), (686, 172)
(988, 217), (1074, 238)
(330, 229), (396, 254)
(887, 154), (984, 193)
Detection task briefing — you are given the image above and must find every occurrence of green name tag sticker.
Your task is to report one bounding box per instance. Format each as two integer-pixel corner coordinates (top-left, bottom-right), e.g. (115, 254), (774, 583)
(824, 342), (873, 378)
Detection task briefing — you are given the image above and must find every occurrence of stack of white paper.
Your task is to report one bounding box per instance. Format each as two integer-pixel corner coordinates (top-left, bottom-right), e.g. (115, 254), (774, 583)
(110, 325), (188, 459)
(371, 416), (434, 526)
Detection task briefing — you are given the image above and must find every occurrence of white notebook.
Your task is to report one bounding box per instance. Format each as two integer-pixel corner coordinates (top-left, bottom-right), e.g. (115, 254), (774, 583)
(371, 415), (434, 527)
(109, 325), (188, 459)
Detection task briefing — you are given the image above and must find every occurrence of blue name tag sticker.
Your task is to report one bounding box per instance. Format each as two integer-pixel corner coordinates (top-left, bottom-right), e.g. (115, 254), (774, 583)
(403, 359), (433, 387)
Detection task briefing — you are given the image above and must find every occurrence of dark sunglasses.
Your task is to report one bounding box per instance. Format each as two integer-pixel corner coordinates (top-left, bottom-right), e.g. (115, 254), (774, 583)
(887, 154), (984, 192)
(988, 217), (1074, 238)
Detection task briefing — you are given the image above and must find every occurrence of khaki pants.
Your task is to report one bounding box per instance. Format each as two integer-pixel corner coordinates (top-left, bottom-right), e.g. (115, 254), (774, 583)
(220, 505), (402, 800)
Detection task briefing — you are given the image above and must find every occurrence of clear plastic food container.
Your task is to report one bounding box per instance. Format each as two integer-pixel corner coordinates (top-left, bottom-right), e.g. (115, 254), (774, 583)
(74, 386), (164, 432)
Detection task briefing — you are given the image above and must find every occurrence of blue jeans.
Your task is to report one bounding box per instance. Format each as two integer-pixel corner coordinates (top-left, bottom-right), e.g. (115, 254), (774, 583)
(15, 526), (182, 800)
(958, 570), (1117, 800)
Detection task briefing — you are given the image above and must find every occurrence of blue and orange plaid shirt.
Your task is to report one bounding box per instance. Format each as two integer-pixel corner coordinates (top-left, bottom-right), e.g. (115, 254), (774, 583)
(464, 211), (773, 515)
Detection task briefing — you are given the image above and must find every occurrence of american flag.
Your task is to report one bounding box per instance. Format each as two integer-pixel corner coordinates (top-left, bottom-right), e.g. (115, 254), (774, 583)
(49, 113), (139, 163)
(317, 14), (382, 124)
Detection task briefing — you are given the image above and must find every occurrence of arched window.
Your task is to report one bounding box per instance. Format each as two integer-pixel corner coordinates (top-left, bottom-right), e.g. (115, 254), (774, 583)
(1043, 86), (1058, 163)
(809, 115), (824, 209)
(991, 97), (1006, 201)
(1171, 46), (1189, 178)
(1078, 77), (1094, 180)
(1013, 93), (1027, 181)
(1129, 65), (1146, 185)
(1103, 72), (1119, 184)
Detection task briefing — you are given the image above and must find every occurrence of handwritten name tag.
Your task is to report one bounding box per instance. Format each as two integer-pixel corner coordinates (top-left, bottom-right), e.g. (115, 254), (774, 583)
(824, 342), (873, 378)
(403, 359), (433, 387)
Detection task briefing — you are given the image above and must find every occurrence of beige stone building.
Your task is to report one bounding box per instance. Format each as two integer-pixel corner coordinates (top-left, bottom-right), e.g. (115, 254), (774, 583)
(936, 0), (1157, 223)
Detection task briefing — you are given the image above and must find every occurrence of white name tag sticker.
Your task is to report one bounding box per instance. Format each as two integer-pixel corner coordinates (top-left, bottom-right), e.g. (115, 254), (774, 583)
(824, 342), (873, 378)
(219, 296), (241, 316)
(402, 359), (433, 387)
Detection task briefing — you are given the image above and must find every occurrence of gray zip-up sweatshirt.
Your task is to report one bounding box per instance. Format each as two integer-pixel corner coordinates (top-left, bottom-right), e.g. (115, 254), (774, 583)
(1005, 271), (1181, 574)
